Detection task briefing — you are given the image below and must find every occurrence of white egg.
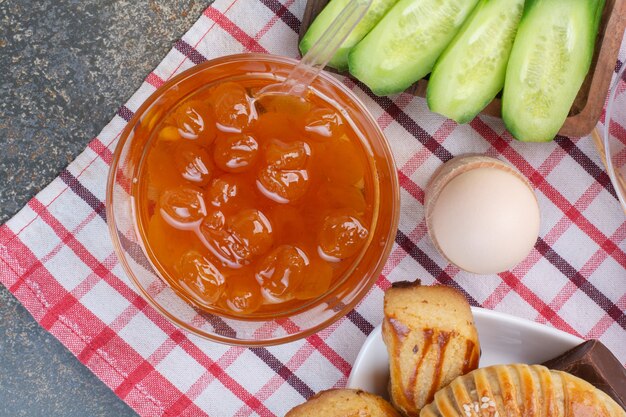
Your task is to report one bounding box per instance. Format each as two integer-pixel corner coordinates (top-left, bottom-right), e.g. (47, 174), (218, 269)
(425, 156), (540, 275)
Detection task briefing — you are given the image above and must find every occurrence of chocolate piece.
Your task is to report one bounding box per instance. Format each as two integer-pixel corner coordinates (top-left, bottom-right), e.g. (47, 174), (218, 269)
(542, 340), (626, 410)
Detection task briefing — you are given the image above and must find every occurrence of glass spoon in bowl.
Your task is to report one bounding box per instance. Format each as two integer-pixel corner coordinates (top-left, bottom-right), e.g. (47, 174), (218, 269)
(255, 0), (372, 99)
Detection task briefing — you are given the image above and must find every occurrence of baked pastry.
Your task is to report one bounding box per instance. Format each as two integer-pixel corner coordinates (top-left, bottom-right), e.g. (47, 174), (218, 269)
(383, 282), (480, 416)
(285, 388), (402, 417)
(420, 364), (626, 417)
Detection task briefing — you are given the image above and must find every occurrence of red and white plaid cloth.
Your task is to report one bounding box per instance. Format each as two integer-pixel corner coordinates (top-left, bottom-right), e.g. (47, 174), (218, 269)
(1, 1), (625, 416)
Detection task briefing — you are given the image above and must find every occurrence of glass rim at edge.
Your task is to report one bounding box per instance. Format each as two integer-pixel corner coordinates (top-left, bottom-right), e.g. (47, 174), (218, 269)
(603, 64), (626, 211)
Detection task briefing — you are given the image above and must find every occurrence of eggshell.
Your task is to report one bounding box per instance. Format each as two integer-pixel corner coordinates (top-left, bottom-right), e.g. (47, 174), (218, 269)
(425, 155), (540, 275)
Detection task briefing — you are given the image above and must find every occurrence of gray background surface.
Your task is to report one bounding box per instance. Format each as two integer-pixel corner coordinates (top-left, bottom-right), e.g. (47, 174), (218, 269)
(0, 1), (210, 415)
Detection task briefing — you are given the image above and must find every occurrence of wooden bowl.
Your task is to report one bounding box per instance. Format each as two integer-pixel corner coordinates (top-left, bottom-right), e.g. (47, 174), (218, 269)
(300, 0), (626, 138)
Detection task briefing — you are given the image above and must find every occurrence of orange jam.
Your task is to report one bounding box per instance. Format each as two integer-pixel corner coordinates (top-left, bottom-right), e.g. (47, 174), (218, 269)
(136, 77), (377, 317)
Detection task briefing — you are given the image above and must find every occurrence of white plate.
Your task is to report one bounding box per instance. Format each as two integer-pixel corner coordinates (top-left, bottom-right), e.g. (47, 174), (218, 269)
(347, 307), (583, 397)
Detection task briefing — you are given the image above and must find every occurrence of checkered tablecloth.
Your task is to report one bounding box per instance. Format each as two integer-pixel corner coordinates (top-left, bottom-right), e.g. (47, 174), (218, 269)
(1, 1), (625, 416)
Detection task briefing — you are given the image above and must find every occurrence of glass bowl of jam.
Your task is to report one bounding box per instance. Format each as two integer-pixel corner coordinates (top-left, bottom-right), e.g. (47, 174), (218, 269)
(107, 54), (399, 345)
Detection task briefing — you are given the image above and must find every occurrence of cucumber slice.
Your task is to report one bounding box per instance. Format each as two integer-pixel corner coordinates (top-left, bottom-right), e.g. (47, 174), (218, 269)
(426, 0), (525, 124)
(348, 0), (481, 96)
(502, 0), (605, 142)
(299, 0), (399, 72)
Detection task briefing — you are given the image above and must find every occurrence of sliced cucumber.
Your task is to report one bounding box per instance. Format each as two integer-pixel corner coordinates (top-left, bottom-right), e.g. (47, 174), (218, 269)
(426, 0), (524, 124)
(502, 0), (605, 142)
(300, 0), (399, 72)
(348, 0), (481, 96)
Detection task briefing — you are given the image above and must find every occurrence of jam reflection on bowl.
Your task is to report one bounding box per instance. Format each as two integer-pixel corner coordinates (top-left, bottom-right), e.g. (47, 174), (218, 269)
(107, 54), (399, 345)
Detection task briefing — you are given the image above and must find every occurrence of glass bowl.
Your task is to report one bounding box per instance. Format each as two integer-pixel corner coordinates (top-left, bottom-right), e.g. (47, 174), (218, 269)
(601, 63), (626, 214)
(106, 54), (400, 346)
